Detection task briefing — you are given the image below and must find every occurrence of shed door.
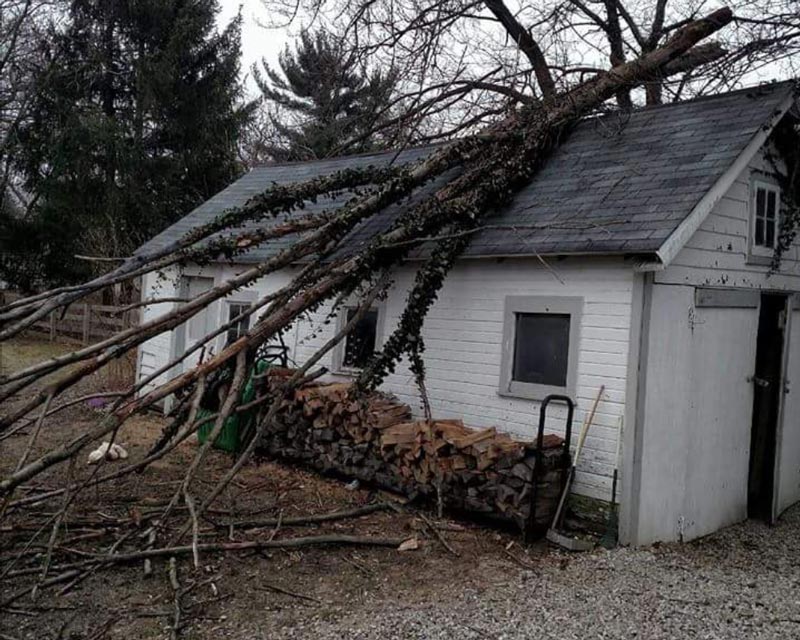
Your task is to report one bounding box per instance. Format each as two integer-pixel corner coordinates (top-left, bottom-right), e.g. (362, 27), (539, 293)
(747, 294), (788, 522)
(776, 302), (800, 516)
(682, 305), (757, 540)
(171, 276), (215, 377)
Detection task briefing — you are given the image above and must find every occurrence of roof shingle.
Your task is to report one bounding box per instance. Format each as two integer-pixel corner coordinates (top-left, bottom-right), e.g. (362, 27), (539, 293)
(137, 81), (796, 262)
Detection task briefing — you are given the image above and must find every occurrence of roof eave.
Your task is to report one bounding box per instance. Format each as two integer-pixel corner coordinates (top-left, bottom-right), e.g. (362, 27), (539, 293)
(652, 88), (797, 269)
(633, 257), (665, 272)
(209, 248), (660, 266)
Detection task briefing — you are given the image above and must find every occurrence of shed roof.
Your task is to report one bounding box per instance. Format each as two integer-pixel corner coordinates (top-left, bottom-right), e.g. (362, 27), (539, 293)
(137, 81), (797, 263)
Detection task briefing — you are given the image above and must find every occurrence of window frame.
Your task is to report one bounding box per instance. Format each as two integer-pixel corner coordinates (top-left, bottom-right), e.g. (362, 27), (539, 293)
(498, 296), (582, 401)
(225, 300), (253, 344)
(748, 174), (782, 265)
(331, 303), (385, 375)
(217, 291), (258, 352)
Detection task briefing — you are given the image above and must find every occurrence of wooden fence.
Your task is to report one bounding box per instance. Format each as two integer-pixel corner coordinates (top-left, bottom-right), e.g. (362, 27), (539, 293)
(0, 291), (138, 344)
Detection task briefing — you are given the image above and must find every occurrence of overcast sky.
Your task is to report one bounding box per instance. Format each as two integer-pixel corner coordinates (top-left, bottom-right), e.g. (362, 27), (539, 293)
(218, 0), (292, 95)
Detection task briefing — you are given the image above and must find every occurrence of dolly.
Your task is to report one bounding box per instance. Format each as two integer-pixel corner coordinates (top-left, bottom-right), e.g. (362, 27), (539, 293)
(546, 386), (605, 551)
(525, 394), (574, 543)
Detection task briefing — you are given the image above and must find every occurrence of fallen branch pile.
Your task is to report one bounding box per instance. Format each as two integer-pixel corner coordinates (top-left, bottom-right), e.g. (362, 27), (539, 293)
(262, 379), (567, 532)
(0, 500), (404, 612)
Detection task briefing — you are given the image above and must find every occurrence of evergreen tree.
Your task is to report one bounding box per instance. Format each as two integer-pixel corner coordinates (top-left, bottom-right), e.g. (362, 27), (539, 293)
(7, 0), (253, 287)
(253, 29), (399, 163)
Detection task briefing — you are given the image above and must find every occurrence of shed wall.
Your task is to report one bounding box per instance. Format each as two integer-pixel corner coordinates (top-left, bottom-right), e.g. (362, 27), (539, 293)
(138, 257), (636, 503)
(655, 144), (800, 289)
(633, 283), (757, 544)
(137, 269), (179, 395)
(295, 257), (634, 501)
(630, 145), (800, 544)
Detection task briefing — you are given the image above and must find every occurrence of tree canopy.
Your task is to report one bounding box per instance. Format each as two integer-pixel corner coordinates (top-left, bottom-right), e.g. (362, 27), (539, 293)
(3, 0), (253, 288)
(252, 28), (399, 162)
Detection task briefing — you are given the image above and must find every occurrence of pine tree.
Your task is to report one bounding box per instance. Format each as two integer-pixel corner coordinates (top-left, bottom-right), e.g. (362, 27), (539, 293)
(8, 0), (253, 287)
(253, 29), (398, 163)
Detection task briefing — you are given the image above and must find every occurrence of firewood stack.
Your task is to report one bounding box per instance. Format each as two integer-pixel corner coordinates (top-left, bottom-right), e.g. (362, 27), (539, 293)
(260, 377), (568, 535)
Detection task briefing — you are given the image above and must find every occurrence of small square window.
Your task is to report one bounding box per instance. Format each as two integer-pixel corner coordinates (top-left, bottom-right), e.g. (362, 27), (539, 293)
(512, 313), (571, 387)
(336, 307), (380, 371)
(749, 178), (781, 262)
(226, 302), (251, 345)
(499, 296), (581, 401)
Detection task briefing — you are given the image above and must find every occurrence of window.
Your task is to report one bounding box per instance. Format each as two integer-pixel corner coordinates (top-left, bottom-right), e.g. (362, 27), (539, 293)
(226, 302), (251, 345)
(749, 177), (782, 262)
(334, 306), (382, 372)
(499, 296), (582, 400)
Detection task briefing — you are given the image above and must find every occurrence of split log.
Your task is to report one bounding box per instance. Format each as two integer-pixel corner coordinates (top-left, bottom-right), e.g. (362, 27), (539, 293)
(259, 374), (568, 535)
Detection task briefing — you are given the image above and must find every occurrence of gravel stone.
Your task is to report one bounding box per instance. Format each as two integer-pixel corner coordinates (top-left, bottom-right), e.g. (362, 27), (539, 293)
(264, 506), (800, 639)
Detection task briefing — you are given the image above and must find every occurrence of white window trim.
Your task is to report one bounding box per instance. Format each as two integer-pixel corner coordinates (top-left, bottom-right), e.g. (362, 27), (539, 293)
(747, 174), (782, 265)
(498, 295), (582, 401)
(331, 302), (386, 375)
(217, 291), (258, 352)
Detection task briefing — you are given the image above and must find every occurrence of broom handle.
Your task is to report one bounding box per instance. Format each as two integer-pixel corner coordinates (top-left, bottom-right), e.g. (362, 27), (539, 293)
(551, 385), (605, 530)
(574, 385), (604, 467)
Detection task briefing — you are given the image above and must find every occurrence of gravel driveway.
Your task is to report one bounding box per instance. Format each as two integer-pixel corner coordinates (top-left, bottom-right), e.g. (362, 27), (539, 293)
(269, 506), (800, 640)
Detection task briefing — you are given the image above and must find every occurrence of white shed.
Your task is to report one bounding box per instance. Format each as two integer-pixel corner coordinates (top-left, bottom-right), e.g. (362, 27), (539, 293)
(135, 81), (800, 545)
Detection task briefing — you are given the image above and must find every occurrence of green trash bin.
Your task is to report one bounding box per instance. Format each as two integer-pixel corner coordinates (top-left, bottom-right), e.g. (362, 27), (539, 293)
(197, 359), (269, 452)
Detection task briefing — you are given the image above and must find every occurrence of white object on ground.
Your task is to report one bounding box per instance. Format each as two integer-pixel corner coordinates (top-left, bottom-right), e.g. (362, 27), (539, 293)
(87, 442), (128, 465)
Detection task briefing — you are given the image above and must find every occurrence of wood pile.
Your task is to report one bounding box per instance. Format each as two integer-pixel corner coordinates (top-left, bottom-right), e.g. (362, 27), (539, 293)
(260, 378), (568, 535)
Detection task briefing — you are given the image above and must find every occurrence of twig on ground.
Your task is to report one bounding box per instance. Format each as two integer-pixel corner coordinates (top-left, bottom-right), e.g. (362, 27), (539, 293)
(143, 526), (157, 576)
(14, 392), (54, 472)
(418, 512), (459, 556)
(267, 510), (283, 542)
(342, 554), (376, 576)
(86, 617), (116, 640)
(502, 545), (539, 573)
(221, 502), (391, 529)
(38, 456), (77, 591)
(169, 557), (182, 640)
(256, 582), (321, 603)
(183, 490), (200, 569)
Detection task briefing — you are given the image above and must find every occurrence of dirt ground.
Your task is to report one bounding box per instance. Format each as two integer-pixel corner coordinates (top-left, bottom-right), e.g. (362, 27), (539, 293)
(2, 336), (799, 640)
(0, 336), (549, 639)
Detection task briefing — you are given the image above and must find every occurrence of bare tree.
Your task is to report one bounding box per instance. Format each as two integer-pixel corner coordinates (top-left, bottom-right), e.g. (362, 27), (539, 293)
(533, 0), (800, 105)
(258, 0), (798, 147)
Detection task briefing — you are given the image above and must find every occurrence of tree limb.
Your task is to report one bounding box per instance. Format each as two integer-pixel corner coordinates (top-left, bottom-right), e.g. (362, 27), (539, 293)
(482, 0), (556, 99)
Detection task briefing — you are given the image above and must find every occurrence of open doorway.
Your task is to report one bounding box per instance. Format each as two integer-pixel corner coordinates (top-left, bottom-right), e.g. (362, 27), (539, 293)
(748, 293), (788, 521)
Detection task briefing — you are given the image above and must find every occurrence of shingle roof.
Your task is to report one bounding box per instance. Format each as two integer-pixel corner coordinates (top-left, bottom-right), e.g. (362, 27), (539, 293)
(137, 81), (796, 262)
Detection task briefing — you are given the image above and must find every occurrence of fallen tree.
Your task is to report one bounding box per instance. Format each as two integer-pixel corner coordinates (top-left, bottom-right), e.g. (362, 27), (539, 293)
(0, 1), (762, 611)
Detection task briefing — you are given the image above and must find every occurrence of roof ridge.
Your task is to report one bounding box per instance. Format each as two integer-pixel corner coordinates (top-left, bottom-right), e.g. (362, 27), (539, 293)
(250, 80), (797, 169)
(625, 78), (797, 115)
(249, 141), (447, 170)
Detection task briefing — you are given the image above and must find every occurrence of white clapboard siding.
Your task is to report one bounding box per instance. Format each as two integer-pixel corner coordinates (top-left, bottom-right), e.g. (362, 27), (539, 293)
(137, 269), (180, 395)
(138, 257), (634, 502)
(291, 257), (634, 501)
(657, 145), (800, 288)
